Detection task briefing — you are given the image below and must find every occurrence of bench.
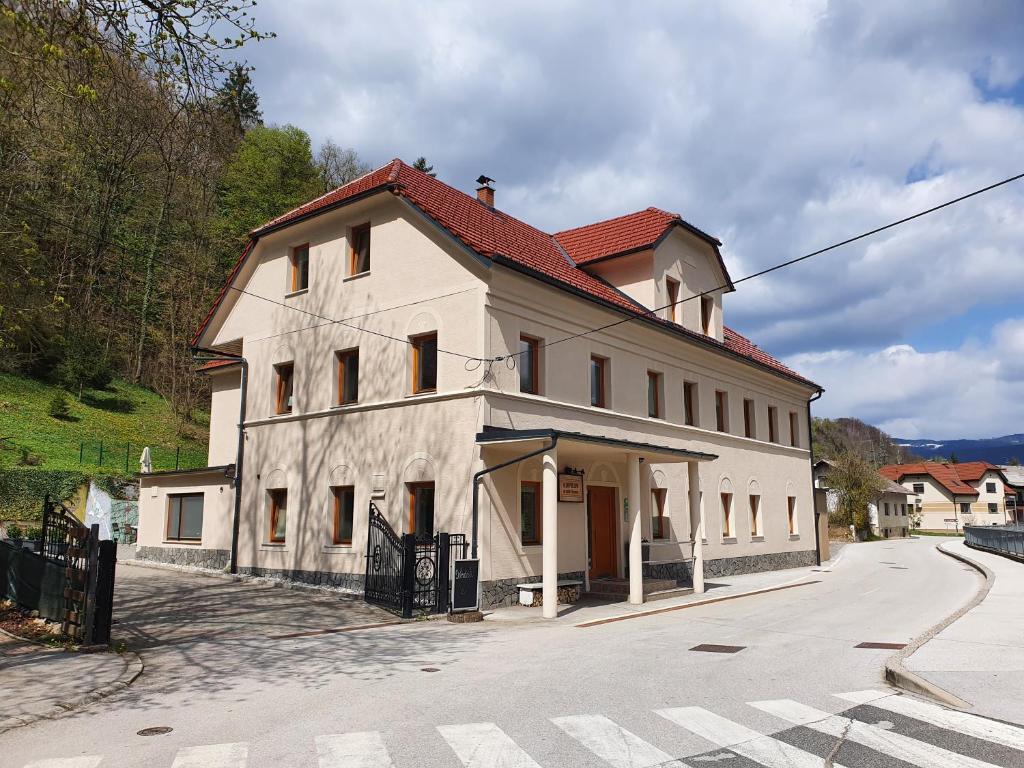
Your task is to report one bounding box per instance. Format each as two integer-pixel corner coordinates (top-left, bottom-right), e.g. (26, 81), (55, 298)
(516, 579), (583, 607)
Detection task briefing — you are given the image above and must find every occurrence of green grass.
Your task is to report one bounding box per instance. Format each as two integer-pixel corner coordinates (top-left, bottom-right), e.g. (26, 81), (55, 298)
(910, 529), (965, 537)
(0, 373), (208, 474)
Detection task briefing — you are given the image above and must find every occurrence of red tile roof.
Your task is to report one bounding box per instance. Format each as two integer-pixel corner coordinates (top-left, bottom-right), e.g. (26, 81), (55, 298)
(554, 208), (705, 262)
(197, 359), (240, 373)
(879, 462), (1003, 497)
(194, 160), (814, 388)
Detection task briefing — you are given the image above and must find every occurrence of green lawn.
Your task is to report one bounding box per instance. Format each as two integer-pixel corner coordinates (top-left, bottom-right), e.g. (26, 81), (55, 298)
(0, 373), (209, 474)
(910, 529), (965, 537)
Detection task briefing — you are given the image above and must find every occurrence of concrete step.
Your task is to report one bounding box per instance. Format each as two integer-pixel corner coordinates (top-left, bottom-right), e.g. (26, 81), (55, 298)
(644, 586), (695, 602)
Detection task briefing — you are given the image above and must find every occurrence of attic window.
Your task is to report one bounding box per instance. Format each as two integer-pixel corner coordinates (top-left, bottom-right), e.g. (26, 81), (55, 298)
(290, 244), (310, 292)
(666, 278), (680, 323)
(701, 296), (714, 335)
(350, 223), (371, 275)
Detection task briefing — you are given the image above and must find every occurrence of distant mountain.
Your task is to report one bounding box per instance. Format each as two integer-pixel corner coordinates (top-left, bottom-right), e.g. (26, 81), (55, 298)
(894, 434), (1024, 465)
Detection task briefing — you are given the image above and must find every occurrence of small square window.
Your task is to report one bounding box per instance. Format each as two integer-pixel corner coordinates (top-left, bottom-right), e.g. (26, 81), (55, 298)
(986, 482), (996, 493)
(912, 483), (925, 494)
(268, 489), (287, 543)
(275, 362), (294, 415)
(411, 333), (438, 393)
(336, 349), (359, 405)
(167, 493), (203, 541)
(988, 503), (999, 514)
(521, 481), (541, 545)
(349, 223), (371, 275)
(290, 244), (310, 292)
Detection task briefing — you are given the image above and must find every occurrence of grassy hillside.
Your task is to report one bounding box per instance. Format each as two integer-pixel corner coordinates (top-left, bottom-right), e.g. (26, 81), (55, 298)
(0, 374), (209, 474)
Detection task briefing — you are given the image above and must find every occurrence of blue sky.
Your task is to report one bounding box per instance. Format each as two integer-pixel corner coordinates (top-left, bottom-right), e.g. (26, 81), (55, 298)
(235, 1), (1024, 439)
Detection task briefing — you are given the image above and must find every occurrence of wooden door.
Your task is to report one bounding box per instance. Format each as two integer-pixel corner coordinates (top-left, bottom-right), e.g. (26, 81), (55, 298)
(588, 486), (617, 579)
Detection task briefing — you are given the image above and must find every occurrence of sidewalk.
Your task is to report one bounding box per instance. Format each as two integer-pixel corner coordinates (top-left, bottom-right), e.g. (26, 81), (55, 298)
(0, 632), (141, 733)
(904, 539), (1024, 724)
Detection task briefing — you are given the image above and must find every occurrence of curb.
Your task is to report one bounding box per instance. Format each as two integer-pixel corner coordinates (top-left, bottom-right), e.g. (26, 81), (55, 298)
(883, 542), (994, 709)
(0, 649), (144, 735)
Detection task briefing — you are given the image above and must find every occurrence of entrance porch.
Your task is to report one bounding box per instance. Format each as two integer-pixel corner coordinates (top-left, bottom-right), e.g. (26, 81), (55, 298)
(476, 427), (717, 618)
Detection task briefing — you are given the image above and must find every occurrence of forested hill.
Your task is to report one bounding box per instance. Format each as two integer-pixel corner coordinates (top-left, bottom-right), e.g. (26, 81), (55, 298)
(812, 417), (920, 467)
(0, 2), (396, 429)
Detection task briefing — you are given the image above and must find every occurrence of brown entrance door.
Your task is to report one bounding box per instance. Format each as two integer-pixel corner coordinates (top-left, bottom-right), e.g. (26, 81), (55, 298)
(588, 486), (618, 579)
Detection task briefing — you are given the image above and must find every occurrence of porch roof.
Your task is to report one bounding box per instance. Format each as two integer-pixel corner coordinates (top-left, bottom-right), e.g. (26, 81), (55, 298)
(476, 427), (717, 464)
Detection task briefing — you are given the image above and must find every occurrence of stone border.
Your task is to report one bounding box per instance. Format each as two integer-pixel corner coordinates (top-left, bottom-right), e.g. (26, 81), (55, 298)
(883, 542), (994, 709)
(0, 634), (144, 735)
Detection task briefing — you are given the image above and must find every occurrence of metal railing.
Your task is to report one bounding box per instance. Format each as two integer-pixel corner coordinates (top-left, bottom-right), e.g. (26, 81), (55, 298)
(964, 524), (1024, 561)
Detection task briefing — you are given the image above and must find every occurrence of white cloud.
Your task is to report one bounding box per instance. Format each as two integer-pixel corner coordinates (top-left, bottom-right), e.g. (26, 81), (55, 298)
(235, 1), (1024, 436)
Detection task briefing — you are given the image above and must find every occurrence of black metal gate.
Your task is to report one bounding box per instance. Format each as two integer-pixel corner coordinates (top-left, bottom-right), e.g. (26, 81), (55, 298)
(363, 502), (467, 618)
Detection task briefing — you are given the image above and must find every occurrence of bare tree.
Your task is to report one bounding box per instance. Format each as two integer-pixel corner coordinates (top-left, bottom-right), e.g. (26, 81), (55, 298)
(315, 140), (371, 191)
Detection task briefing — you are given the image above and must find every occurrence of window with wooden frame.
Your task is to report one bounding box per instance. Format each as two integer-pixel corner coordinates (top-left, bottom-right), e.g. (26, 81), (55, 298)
(743, 398), (756, 439)
(520, 481), (541, 545)
(651, 488), (668, 540)
(912, 482), (924, 494)
(289, 243), (310, 292)
(336, 348), (359, 405)
(590, 355), (608, 408)
(411, 333), (438, 393)
(701, 295), (714, 335)
(519, 335), (540, 395)
(408, 482), (435, 539)
(789, 411), (800, 447)
(666, 277), (680, 323)
(647, 370), (662, 419)
(349, 223), (371, 275)
(749, 494), (761, 537)
(721, 492), (733, 538)
(768, 406), (779, 443)
(683, 381), (698, 426)
(268, 489), (287, 543)
(166, 493), (203, 541)
(715, 390), (729, 433)
(274, 362), (294, 414)
(787, 495), (798, 535)
(332, 486), (355, 545)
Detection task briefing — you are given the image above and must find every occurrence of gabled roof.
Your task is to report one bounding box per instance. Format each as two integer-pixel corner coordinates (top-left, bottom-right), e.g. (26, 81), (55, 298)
(879, 462), (996, 497)
(553, 208), (732, 285)
(194, 159), (815, 389)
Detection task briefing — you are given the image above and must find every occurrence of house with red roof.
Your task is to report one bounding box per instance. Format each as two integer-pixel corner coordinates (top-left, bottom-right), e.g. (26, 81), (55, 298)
(880, 461), (1014, 531)
(136, 160), (823, 617)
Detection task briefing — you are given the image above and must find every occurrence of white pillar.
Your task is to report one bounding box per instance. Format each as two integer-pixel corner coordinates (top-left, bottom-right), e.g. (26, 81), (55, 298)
(541, 446), (559, 618)
(627, 453), (643, 605)
(688, 461), (705, 594)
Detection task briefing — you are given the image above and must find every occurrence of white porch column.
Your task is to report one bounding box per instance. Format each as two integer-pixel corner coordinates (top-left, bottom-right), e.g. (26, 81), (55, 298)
(627, 453), (643, 605)
(541, 445), (559, 618)
(688, 460), (705, 594)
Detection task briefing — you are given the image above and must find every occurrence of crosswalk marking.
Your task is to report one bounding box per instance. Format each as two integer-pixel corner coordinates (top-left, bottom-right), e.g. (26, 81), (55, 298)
(437, 722), (542, 768)
(750, 699), (1004, 768)
(550, 714), (688, 768)
(834, 689), (1024, 752)
(316, 732), (396, 768)
(656, 706), (847, 768)
(170, 742), (248, 768)
(23, 759), (103, 768)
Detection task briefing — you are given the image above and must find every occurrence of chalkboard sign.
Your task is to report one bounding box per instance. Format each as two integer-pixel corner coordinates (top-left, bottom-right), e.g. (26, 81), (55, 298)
(451, 558), (480, 612)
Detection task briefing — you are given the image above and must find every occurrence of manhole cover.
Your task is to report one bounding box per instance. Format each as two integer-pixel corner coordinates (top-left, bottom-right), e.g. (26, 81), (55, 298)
(690, 644), (745, 654)
(137, 726), (173, 736)
(421, 667), (441, 673)
(855, 642), (906, 650)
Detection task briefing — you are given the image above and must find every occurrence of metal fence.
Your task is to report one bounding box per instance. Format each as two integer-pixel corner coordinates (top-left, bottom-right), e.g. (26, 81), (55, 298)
(964, 524), (1024, 561)
(78, 441), (203, 473)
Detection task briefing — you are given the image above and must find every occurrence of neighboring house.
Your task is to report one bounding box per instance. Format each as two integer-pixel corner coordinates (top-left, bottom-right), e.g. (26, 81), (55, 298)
(880, 461), (1013, 531)
(812, 459), (910, 538)
(137, 159), (822, 615)
(999, 465), (1024, 522)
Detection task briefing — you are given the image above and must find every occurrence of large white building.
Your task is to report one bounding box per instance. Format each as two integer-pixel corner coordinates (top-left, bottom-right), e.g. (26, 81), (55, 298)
(137, 160), (823, 615)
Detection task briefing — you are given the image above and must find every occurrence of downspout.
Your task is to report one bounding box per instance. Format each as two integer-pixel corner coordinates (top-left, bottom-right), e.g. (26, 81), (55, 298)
(471, 434), (559, 559)
(191, 346), (248, 575)
(806, 388), (824, 566)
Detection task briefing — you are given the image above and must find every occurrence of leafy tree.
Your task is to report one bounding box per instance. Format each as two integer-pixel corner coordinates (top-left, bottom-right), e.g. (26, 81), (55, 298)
(413, 156), (436, 177)
(218, 64), (263, 136)
(315, 140), (371, 191)
(825, 451), (886, 533)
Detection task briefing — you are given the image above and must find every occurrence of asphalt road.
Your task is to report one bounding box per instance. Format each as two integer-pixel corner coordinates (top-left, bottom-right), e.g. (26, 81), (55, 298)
(5, 536), (1018, 767)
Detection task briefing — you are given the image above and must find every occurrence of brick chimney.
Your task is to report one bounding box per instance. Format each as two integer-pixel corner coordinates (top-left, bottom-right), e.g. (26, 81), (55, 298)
(475, 175), (495, 206)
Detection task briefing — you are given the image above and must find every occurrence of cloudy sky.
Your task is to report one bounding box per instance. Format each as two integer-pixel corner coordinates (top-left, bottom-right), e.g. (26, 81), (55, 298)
(239, 1), (1024, 439)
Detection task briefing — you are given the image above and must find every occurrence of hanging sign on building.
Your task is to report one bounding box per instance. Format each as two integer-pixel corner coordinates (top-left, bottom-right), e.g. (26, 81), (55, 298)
(558, 473), (584, 503)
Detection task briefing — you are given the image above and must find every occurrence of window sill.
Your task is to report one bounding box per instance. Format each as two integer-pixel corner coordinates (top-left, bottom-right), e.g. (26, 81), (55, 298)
(162, 540), (201, 546)
(323, 543), (354, 552)
(721, 536), (737, 544)
(407, 390), (437, 398)
(750, 535), (764, 542)
(344, 271), (370, 282)
(521, 543), (543, 550)
(789, 533), (801, 540)
(284, 288), (309, 299)
(330, 402), (359, 410)
(261, 543), (287, 550)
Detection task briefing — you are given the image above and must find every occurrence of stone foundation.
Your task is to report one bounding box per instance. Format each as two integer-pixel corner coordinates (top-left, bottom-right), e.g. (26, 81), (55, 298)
(135, 545), (230, 571)
(481, 570), (585, 609)
(236, 566), (364, 592)
(642, 560), (694, 587)
(703, 549), (817, 578)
